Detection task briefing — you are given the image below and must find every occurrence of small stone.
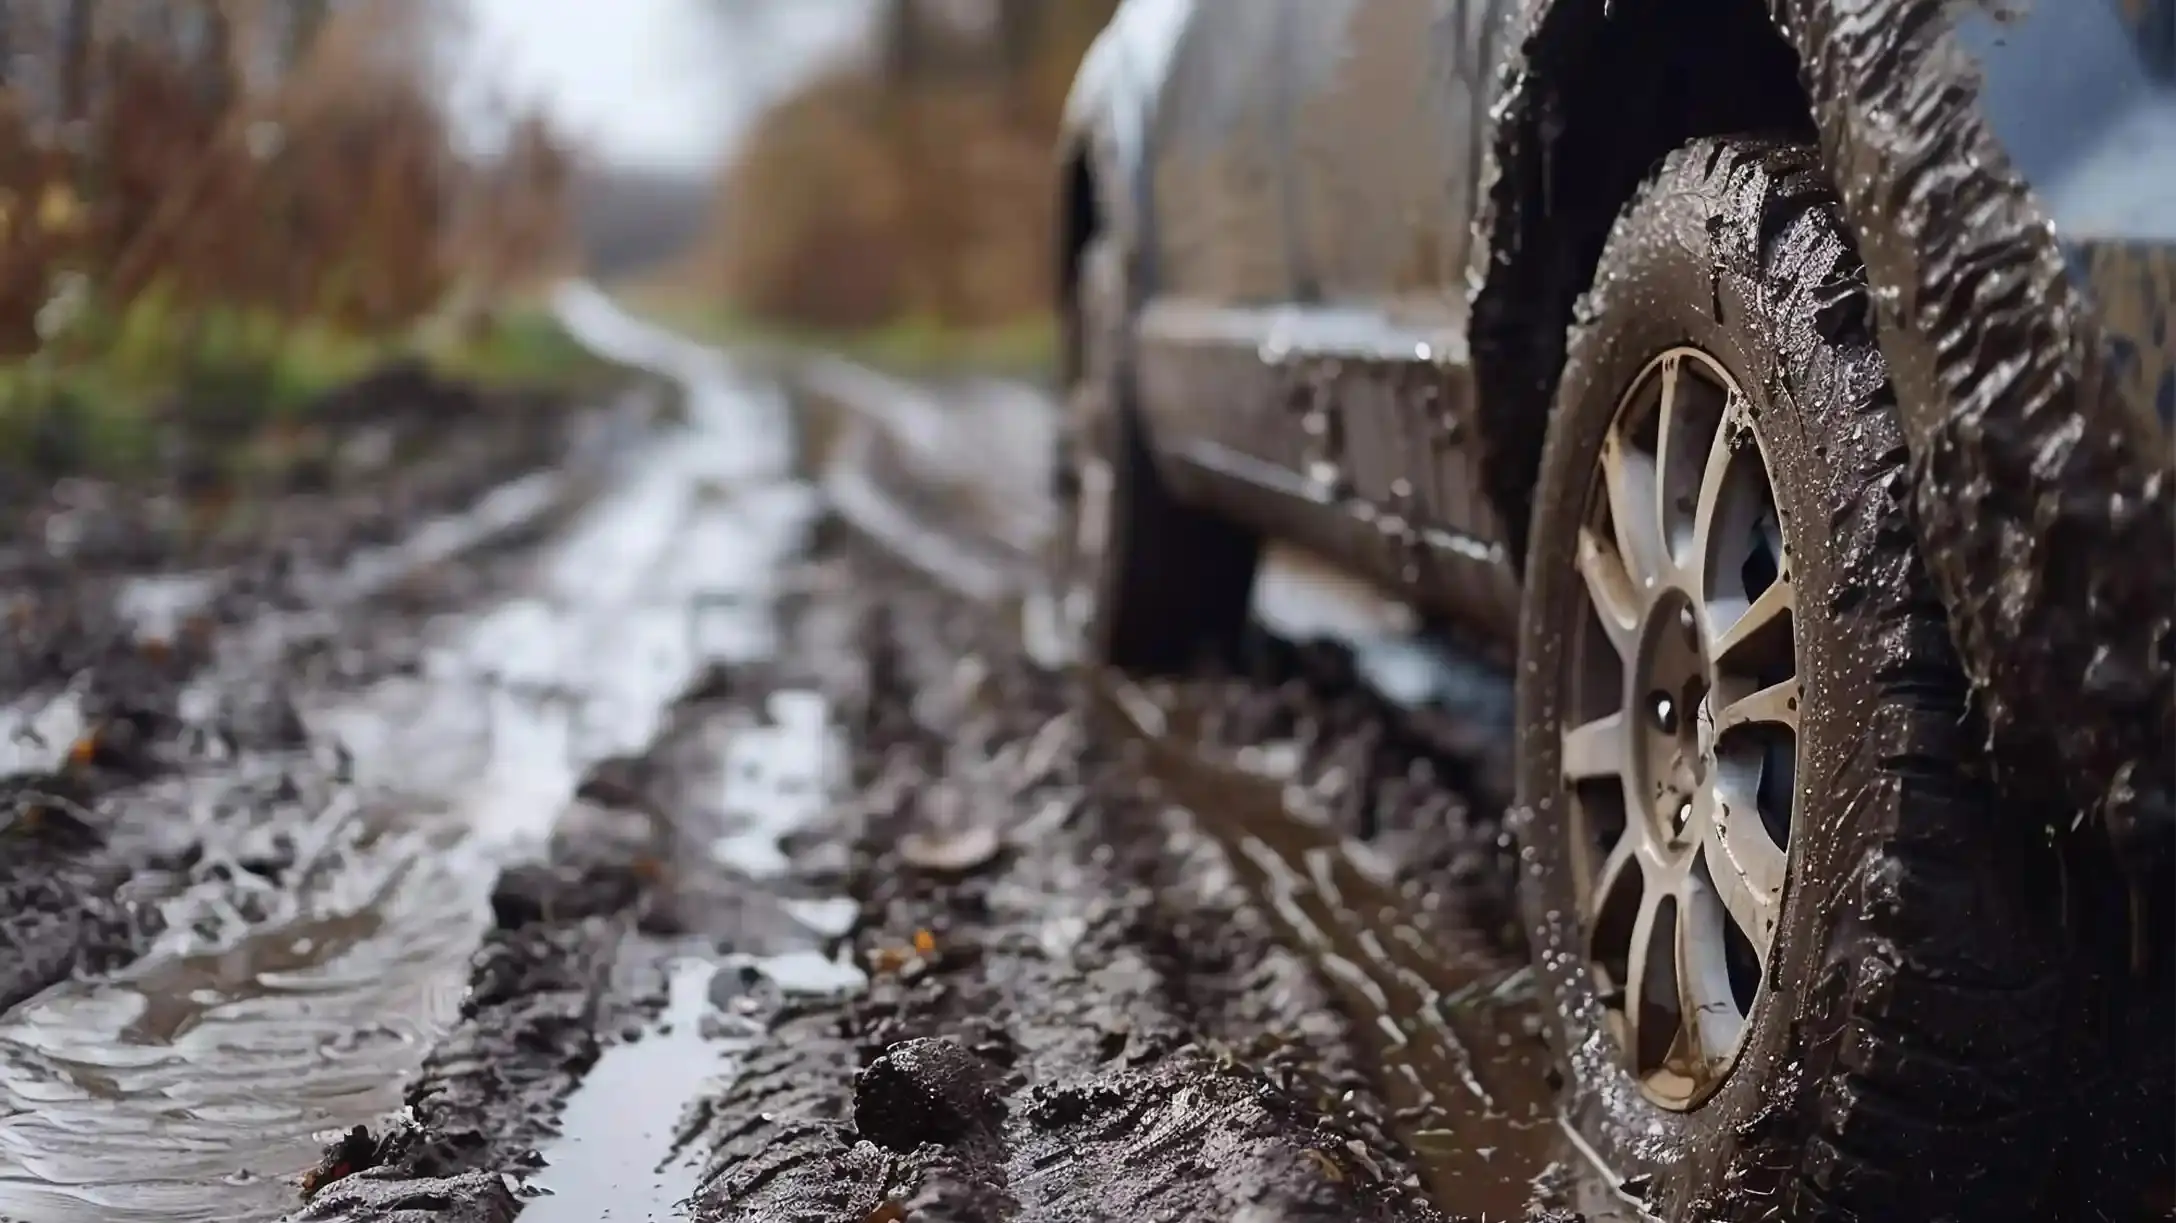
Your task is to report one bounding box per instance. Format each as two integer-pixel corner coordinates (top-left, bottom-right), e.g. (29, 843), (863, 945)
(899, 822), (1001, 875)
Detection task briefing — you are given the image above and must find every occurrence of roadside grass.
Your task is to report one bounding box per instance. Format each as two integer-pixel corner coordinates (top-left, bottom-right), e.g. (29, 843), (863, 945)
(620, 286), (1057, 382)
(0, 4), (582, 494)
(0, 294), (616, 484)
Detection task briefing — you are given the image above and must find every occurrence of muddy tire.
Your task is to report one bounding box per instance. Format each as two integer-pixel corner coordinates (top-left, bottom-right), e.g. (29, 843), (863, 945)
(1512, 137), (2072, 1222)
(1061, 232), (1259, 673)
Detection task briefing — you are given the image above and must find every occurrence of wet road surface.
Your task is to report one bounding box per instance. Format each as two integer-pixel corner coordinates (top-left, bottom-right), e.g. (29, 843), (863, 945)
(0, 288), (1638, 1223)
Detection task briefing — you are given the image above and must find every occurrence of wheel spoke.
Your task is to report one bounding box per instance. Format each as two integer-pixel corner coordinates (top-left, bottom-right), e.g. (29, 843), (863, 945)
(1562, 710), (1631, 784)
(1588, 831), (1640, 925)
(1623, 875), (1679, 1074)
(1576, 527), (1641, 656)
(1689, 390), (1752, 597)
(1650, 353), (1685, 527)
(1715, 679), (1800, 737)
(1600, 426), (1667, 590)
(1677, 864), (1748, 1067)
(1698, 796), (1785, 960)
(1655, 355), (1730, 567)
(1711, 574), (1793, 671)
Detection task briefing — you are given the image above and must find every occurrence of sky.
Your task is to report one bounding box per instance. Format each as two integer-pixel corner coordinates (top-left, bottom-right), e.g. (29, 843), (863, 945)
(453, 0), (875, 171)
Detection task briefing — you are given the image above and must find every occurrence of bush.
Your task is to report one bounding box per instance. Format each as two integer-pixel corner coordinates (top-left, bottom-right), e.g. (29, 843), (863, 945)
(0, 0), (581, 478)
(697, 0), (1118, 342)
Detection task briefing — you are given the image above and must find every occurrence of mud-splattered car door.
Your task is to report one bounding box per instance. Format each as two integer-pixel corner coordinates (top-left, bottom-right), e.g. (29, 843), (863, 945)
(1278, 0), (1523, 632)
(1133, 0), (1308, 479)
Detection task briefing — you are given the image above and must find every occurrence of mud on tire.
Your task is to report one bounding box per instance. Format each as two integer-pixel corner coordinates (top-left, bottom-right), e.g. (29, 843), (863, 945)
(1512, 136), (2073, 1222)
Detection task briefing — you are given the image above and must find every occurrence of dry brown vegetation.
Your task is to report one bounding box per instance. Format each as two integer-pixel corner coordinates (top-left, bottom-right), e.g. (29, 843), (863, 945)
(0, 0), (591, 483)
(0, 0), (573, 371)
(692, 0), (1117, 347)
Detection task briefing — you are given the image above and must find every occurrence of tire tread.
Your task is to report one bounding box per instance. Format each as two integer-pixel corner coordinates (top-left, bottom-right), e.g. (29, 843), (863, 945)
(1685, 137), (2065, 1222)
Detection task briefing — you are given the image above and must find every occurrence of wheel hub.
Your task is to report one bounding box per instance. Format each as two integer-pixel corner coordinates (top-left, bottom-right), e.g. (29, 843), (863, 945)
(1557, 348), (1802, 1112)
(1635, 588), (1709, 851)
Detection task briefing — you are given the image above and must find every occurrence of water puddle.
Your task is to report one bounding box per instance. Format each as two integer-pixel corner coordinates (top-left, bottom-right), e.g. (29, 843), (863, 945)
(515, 667), (865, 1218)
(1096, 675), (1645, 1222)
(0, 291), (820, 1222)
(113, 571), (220, 642)
(708, 691), (848, 877)
(519, 960), (733, 1223)
(518, 940), (867, 1223)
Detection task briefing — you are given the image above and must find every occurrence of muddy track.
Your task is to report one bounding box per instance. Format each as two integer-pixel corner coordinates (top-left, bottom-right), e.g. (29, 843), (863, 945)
(1, 298), (1608, 1223)
(272, 303), (1602, 1223)
(0, 369), (644, 1020)
(0, 358), (674, 1223)
(290, 535), (1519, 1223)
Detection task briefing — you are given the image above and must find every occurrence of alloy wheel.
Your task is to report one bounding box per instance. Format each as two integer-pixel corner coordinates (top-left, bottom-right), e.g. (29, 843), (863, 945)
(1559, 347), (1801, 1111)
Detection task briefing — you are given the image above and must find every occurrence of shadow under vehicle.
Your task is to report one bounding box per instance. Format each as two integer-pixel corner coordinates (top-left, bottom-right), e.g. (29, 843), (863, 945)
(1051, 1), (2175, 1220)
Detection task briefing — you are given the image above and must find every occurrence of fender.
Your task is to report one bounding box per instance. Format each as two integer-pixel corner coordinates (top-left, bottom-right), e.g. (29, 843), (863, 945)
(1471, 0), (2174, 849)
(1056, 0), (1198, 305)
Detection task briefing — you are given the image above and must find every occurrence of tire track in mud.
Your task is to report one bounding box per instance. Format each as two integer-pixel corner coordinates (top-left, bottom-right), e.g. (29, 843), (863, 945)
(0, 297), (819, 1223)
(291, 537), (1469, 1223)
(286, 315), (1633, 1223)
(685, 570), (1457, 1223)
(0, 298), (1632, 1222)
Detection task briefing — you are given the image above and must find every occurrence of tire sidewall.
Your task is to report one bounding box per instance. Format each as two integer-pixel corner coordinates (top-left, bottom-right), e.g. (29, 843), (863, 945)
(1514, 145), (1908, 1215)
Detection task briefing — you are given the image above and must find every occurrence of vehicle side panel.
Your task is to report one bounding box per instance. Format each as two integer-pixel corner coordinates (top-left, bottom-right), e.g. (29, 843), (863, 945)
(1284, 0), (1510, 313)
(1144, 0), (1299, 307)
(1130, 0), (1528, 641)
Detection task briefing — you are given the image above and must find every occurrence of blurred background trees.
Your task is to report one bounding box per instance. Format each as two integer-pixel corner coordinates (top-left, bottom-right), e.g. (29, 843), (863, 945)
(674, 0), (1120, 359)
(0, 0), (573, 361)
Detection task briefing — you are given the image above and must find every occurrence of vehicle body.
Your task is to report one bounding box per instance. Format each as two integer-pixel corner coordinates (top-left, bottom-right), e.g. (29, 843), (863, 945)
(1054, 1), (2173, 1220)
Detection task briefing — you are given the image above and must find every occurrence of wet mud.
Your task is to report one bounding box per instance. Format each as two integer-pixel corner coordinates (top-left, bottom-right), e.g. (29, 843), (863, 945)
(0, 298), (1587, 1223)
(273, 529), (1541, 1222)
(2, 291), (2158, 1223)
(0, 348), (677, 1222)
(21, 281), (2154, 1223)
(0, 363), (634, 1022)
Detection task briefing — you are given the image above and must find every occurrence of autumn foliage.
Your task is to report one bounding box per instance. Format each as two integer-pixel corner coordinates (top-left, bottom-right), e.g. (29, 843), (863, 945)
(697, 0), (1119, 336)
(0, 0), (572, 360)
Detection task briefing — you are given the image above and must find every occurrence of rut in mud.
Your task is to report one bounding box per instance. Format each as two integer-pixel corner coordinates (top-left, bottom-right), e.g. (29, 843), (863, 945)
(287, 540), (1583, 1223)
(269, 301), (1634, 1223)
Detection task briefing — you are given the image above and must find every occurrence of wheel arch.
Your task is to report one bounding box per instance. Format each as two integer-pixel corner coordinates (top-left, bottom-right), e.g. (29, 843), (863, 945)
(1466, 0), (1814, 561)
(1056, 141), (1102, 390)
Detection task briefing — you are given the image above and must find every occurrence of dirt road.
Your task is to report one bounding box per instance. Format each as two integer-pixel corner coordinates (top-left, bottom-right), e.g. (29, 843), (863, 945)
(0, 290), (1632, 1223)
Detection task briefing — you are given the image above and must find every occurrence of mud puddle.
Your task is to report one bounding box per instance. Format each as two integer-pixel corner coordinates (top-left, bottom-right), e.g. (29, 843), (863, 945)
(518, 685), (867, 1222)
(0, 294), (820, 1223)
(1098, 672), (1645, 1221)
(517, 959), (729, 1223)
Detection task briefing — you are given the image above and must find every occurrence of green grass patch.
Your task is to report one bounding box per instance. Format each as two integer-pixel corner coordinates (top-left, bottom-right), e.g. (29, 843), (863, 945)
(629, 292), (1058, 383)
(422, 304), (620, 391)
(0, 289), (618, 482)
